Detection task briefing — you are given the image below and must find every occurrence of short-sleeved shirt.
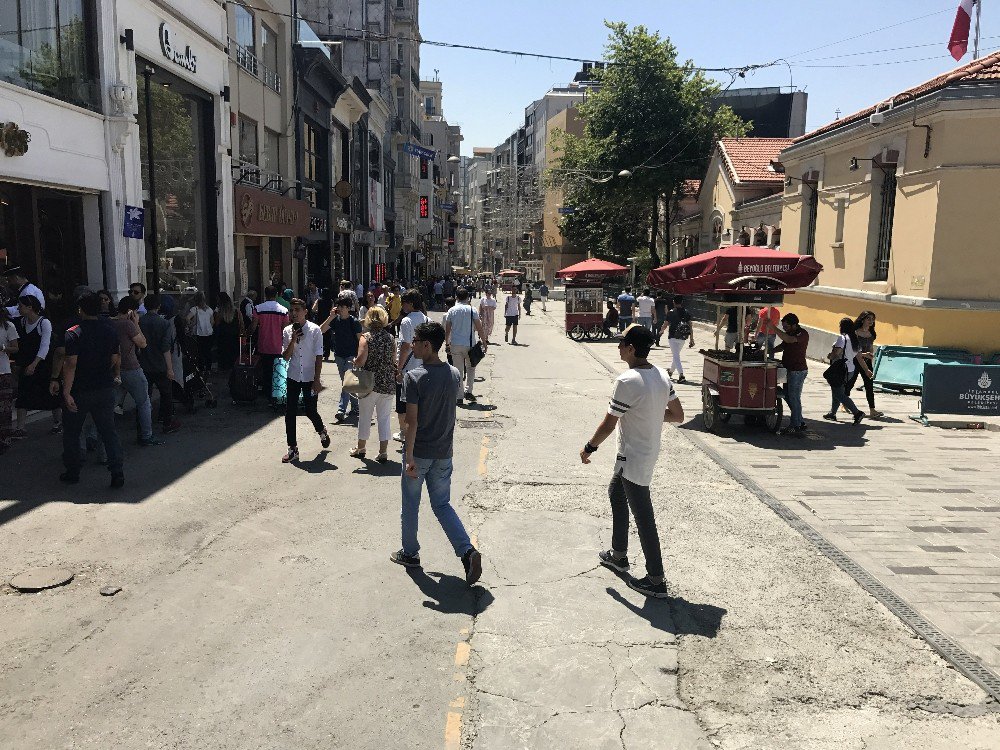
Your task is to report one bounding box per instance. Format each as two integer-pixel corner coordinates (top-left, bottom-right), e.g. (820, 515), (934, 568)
(387, 294), (403, 321)
(282, 320), (324, 382)
(403, 361), (462, 459)
(504, 295), (521, 318)
(779, 329), (809, 372)
(138, 312), (174, 374)
(724, 307), (738, 332)
(330, 315), (362, 358)
(64, 319), (120, 393)
(189, 307), (214, 336)
(617, 294), (635, 316)
(444, 303), (479, 347)
(757, 307), (780, 336)
(836, 334), (858, 375)
(111, 317), (142, 371)
(399, 311), (428, 374)
(254, 300), (289, 355)
(665, 307), (692, 339)
(608, 365), (677, 486)
(0, 321), (18, 375)
(636, 295), (655, 318)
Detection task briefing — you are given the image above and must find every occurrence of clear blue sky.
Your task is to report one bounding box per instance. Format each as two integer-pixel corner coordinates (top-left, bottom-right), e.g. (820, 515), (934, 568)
(419, 0), (996, 154)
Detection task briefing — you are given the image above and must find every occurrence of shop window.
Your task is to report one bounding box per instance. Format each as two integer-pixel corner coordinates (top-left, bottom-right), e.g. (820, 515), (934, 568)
(0, 0), (100, 111)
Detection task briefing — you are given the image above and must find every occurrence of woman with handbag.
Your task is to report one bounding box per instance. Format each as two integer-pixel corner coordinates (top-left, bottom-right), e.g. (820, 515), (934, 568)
(350, 306), (397, 462)
(844, 311), (882, 418)
(823, 317), (870, 424)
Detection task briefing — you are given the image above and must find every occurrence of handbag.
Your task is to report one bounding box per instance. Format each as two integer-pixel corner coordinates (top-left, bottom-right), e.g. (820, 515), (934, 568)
(822, 337), (849, 386)
(467, 307), (486, 367)
(342, 368), (374, 398)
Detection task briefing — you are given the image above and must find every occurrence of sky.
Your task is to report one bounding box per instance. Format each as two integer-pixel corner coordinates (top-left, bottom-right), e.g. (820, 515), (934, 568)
(418, 0), (997, 155)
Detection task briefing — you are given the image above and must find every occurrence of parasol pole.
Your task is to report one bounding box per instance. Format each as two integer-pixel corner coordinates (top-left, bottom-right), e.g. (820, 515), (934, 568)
(974, 0), (982, 59)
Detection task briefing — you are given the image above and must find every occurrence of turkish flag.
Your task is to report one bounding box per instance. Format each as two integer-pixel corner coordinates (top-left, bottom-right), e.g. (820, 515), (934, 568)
(949, 0), (976, 61)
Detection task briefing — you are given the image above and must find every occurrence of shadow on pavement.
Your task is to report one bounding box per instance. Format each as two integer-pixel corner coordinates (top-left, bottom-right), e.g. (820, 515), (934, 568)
(678, 415), (882, 452)
(292, 451), (338, 473)
(407, 568), (495, 616)
(606, 586), (726, 638)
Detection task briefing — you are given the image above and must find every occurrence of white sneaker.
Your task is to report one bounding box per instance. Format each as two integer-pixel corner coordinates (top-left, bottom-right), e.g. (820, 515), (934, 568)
(393, 431), (404, 442)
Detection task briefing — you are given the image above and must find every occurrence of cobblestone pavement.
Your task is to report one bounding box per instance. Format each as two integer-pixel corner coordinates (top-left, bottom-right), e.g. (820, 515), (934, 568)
(556, 300), (1000, 692)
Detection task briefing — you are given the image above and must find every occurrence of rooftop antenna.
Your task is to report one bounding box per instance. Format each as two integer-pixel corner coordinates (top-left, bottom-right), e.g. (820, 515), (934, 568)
(434, 68), (440, 82)
(835, 108), (842, 120)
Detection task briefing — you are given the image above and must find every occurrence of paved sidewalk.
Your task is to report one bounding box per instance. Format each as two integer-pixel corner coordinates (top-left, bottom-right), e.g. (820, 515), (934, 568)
(542, 299), (1000, 692)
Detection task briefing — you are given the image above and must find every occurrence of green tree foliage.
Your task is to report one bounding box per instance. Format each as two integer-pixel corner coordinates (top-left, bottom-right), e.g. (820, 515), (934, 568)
(551, 22), (746, 266)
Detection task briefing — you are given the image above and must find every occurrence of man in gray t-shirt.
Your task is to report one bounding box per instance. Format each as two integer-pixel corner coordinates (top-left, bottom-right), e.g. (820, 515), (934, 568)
(392, 321), (483, 586)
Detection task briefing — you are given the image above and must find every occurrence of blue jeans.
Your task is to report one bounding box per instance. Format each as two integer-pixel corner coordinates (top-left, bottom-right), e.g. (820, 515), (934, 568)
(830, 381), (862, 416)
(120, 368), (153, 440)
(637, 316), (652, 331)
(618, 316), (633, 333)
(784, 369), (807, 428)
(334, 355), (358, 414)
(400, 456), (472, 558)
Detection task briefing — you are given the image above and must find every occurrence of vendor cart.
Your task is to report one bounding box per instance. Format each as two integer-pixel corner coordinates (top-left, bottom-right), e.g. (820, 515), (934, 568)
(498, 269), (524, 294)
(648, 246), (823, 434)
(556, 258), (629, 341)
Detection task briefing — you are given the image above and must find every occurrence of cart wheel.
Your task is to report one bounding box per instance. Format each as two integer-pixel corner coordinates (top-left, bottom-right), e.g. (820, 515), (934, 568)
(568, 325), (586, 341)
(587, 324), (604, 340)
(719, 412), (732, 423)
(764, 398), (783, 433)
(702, 388), (721, 433)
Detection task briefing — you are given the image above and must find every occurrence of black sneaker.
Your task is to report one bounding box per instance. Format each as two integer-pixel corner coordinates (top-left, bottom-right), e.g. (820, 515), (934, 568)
(822, 413), (837, 421)
(138, 437), (164, 447)
(390, 549), (421, 568)
(320, 430), (331, 449)
(464, 392), (477, 403)
(59, 471), (79, 484)
(627, 576), (669, 599)
(677, 375), (686, 383)
(462, 548), (483, 585)
(110, 474), (125, 489)
(599, 550), (630, 573)
(334, 411), (346, 423)
(853, 412), (866, 425)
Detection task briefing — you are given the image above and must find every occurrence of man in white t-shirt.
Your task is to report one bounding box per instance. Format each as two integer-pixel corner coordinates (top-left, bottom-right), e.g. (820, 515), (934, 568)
(635, 288), (656, 332)
(580, 324), (684, 599)
(503, 291), (521, 345)
(394, 289), (429, 441)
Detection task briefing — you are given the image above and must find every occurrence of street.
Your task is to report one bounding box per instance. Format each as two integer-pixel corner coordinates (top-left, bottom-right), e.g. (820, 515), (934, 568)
(2, 306), (1000, 749)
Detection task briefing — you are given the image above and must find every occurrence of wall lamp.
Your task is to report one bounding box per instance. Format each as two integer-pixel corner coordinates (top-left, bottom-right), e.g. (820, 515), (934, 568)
(119, 29), (134, 51)
(849, 157), (891, 175)
(220, 86), (231, 103)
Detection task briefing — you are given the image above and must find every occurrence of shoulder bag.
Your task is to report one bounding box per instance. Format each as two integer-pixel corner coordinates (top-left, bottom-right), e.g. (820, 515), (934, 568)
(468, 307), (486, 367)
(822, 337), (848, 387)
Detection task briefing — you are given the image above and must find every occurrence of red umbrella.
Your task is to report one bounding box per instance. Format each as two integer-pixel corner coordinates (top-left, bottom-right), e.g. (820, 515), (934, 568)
(498, 269), (523, 277)
(647, 246), (822, 294)
(556, 258), (629, 279)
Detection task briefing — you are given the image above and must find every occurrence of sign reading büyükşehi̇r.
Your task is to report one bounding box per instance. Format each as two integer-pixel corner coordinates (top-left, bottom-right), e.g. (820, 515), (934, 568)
(922, 364), (1000, 418)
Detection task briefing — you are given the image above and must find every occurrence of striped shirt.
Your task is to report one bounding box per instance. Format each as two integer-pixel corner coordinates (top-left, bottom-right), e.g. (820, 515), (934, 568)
(608, 365), (676, 486)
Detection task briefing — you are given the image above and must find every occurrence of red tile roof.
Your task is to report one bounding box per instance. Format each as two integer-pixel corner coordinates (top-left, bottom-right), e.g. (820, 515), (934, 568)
(718, 138), (794, 184)
(796, 50), (1000, 143)
(681, 179), (701, 198)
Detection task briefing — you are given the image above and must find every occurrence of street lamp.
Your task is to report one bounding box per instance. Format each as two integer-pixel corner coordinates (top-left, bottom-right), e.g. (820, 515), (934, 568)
(447, 155), (461, 163)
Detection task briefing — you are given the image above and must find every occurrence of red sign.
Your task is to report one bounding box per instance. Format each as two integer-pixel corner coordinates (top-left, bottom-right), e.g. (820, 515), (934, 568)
(419, 196), (429, 219)
(420, 158), (429, 179)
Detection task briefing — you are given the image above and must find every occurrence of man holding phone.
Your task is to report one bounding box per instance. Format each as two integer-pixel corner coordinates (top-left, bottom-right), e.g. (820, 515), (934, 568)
(280, 298), (329, 463)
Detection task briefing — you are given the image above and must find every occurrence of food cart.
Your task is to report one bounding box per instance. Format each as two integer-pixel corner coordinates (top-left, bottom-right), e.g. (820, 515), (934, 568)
(556, 258), (629, 340)
(648, 246), (823, 433)
(498, 269), (524, 294)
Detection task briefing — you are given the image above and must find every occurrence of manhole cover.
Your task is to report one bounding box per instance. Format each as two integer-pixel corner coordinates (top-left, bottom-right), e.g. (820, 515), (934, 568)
(9, 567), (74, 593)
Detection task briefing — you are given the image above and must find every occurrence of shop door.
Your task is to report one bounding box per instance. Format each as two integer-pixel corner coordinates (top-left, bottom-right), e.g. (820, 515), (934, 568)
(36, 191), (88, 306)
(245, 240), (262, 296)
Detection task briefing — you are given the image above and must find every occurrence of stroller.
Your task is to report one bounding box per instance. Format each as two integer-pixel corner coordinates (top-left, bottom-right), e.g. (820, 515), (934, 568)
(178, 332), (218, 410)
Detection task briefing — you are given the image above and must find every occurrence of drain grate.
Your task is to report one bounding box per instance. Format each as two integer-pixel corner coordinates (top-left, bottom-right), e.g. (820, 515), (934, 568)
(683, 430), (1000, 702)
(458, 419), (495, 429)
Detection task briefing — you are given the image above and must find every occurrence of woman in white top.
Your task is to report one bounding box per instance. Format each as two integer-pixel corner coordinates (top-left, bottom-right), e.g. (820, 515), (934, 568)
(479, 291), (498, 344)
(0, 305), (19, 452)
(187, 291), (215, 373)
(503, 291), (522, 345)
(824, 317), (871, 424)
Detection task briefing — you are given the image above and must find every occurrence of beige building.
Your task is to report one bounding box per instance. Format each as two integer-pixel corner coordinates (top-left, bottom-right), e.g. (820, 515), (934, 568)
(670, 138), (791, 261)
(777, 52), (1000, 354)
(540, 106), (587, 285)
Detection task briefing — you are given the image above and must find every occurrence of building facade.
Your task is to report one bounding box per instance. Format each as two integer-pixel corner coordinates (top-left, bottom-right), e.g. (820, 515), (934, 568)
(778, 52), (1000, 355)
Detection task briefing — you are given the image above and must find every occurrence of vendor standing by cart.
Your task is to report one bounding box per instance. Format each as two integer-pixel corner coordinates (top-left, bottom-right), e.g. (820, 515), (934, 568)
(773, 313), (809, 435)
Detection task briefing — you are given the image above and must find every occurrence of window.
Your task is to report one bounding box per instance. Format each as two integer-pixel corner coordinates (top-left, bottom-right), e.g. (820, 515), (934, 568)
(302, 120), (327, 209)
(804, 181), (818, 255)
(367, 23), (380, 60)
(420, 158), (428, 179)
(239, 115), (259, 182)
(871, 165), (897, 281)
(235, 4), (255, 50)
(262, 128), (280, 181)
(0, 0), (100, 110)
(260, 23), (277, 70)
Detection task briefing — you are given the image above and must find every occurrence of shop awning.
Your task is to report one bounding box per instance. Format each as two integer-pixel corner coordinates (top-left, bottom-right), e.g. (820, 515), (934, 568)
(556, 258), (629, 280)
(647, 246), (822, 294)
(498, 269), (523, 277)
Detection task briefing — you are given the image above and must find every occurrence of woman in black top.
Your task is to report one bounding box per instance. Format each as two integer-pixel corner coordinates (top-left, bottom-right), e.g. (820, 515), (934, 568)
(845, 310), (882, 418)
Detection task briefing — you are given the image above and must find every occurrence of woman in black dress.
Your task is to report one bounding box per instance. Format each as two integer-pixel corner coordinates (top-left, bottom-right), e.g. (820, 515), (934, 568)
(13, 295), (61, 436)
(213, 292), (240, 371)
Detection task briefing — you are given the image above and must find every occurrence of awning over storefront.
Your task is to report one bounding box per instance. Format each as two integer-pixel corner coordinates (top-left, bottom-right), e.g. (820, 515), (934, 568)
(234, 185), (310, 237)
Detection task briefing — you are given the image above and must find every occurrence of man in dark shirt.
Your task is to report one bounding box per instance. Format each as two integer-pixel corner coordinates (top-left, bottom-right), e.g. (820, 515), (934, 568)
(774, 313), (810, 435)
(60, 293), (125, 487)
(330, 299), (363, 421)
(138, 294), (180, 433)
(391, 321), (482, 585)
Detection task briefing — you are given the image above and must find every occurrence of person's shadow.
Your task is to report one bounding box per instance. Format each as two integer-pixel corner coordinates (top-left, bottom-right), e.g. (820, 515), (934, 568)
(292, 451), (338, 473)
(606, 579), (725, 638)
(407, 568), (495, 615)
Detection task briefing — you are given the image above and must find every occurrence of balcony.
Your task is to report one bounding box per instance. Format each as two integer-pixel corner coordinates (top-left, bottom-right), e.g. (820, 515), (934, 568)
(0, 25), (101, 111)
(410, 121), (421, 140)
(410, 67), (420, 89)
(232, 40), (259, 77)
(261, 64), (281, 93)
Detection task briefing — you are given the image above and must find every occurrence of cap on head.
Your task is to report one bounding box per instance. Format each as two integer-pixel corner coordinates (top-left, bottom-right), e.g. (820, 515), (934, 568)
(618, 323), (656, 351)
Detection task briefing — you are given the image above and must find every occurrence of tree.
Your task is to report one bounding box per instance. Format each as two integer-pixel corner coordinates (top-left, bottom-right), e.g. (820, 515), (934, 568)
(551, 22), (746, 266)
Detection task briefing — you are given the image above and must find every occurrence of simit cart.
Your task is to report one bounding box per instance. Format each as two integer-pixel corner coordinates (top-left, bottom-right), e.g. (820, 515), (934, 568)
(648, 246), (823, 434)
(556, 258), (629, 341)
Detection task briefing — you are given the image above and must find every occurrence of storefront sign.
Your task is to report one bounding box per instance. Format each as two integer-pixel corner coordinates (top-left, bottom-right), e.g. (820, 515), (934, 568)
(159, 23), (197, 73)
(234, 185), (309, 237)
(403, 142), (435, 161)
(309, 213), (328, 234)
(922, 365), (1000, 418)
(0, 122), (30, 157)
(331, 211), (351, 234)
(441, 202), (457, 213)
(352, 229), (373, 245)
(123, 205), (145, 239)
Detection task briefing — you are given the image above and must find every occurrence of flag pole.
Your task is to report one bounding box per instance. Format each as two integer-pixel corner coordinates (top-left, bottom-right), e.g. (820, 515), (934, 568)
(974, 0), (982, 58)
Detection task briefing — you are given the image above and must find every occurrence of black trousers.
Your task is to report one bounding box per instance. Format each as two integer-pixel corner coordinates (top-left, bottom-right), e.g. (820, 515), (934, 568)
(845, 363), (875, 410)
(144, 369), (174, 425)
(609, 469), (664, 578)
(62, 387), (123, 476)
(285, 378), (325, 446)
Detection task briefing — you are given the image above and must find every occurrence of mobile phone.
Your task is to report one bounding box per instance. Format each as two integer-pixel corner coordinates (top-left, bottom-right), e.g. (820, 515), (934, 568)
(292, 322), (302, 331)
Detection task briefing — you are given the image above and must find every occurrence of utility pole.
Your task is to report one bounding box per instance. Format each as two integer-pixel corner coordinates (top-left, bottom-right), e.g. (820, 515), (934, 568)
(974, 0), (983, 59)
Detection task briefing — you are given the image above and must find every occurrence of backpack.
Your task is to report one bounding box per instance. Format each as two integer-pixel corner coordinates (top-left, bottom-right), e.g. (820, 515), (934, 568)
(674, 318), (692, 340)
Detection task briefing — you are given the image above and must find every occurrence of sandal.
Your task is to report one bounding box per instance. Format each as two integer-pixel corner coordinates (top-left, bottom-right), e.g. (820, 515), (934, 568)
(349, 448), (366, 458)
(375, 453), (389, 463)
